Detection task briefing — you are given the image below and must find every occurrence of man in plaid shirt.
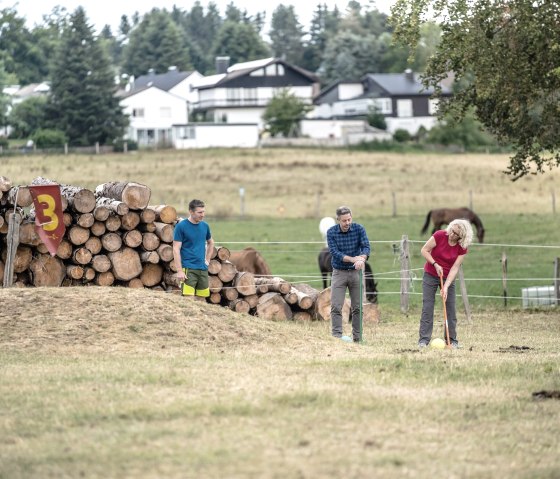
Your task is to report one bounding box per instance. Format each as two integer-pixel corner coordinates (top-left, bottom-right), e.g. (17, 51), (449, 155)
(326, 206), (371, 342)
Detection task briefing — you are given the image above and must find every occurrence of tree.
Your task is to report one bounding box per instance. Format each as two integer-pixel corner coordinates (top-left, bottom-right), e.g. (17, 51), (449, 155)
(262, 89), (312, 137)
(46, 7), (127, 145)
(301, 4), (341, 73)
(391, 0), (560, 179)
(7, 96), (48, 138)
(212, 21), (269, 66)
(269, 6), (305, 65)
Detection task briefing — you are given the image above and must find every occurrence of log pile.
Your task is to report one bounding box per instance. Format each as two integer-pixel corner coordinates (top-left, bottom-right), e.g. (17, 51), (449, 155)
(0, 175), (379, 323)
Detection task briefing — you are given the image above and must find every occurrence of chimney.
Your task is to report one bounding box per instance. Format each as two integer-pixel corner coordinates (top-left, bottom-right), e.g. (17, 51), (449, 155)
(215, 56), (230, 74)
(404, 68), (414, 81)
(168, 65), (178, 72)
(148, 68), (155, 76)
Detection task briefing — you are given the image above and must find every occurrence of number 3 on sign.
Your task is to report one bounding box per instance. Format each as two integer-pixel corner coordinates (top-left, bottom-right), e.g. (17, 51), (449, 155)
(36, 193), (59, 231)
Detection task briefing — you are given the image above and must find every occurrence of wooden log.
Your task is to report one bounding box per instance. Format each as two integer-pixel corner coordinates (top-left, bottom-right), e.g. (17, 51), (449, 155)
(292, 282), (320, 300)
(293, 311), (313, 321)
(29, 254), (65, 286)
(362, 303), (381, 324)
(85, 236), (102, 255)
(63, 212), (73, 227)
(221, 285), (239, 301)
(0, 176), (12, 192)
(7, 186), (33, 207)
(208, 275), (223, 293)
(283, 290), (298, 305)
(217, 260), (237, 283)
(293, 288), (314, 310)
(256, 284), (269, 294)
(2, 245), (32, 273)
(67, 264), (84, 280)
(95, 271), (115, 286)
(140, 208), (156, 224)
(90, 221), (106, 237)
(101, 232), (122, 252)
(138, 222), (156, 233)
(125, 278), (144, 288)
(140, 263), (163, 287)
(92, 204), (110, 222)
(31, 177), (95, 213)
(72, 247), (92, 265)
(108, 247), (142, 281)
(156, 243), (173, 262)
(140, 251), (160, 264)
(314, 287), (351, 321)
(244, 294), (259, 309)
(76, 213), (94, 228)
(153, 222), (173, 243)
(95, 181), (151, 210)
(19, 221), (42, 246)
(83, 266), (96, 281)
(146, 204), (177, 224)
(163, 271), (180, 288)
(216, 246), (231, 261)
(233, 271), (257, 296)
(0, 259), (4, 286)
(208, 259), (222, 275)
(208, 292), (222, 304)
(142, 232), (160, 251)
(229, 299), (250, 314)
(0, 214), (4, 230)
(254, 276), (291, 294)
(120, 211), (140, 231)
(56, 239), (73, 260)
(105, 214), (121, 232)
(67, 225), (90, 246)
(0, 220), (8, 234)
(95, 197), (129, 215)
(91, 254), (112, 273)
(256, 292), (293, 321)
(122, 229), (142, 248)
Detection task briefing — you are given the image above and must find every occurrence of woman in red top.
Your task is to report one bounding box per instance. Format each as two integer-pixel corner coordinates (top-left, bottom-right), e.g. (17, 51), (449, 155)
(418, 219), (473, 349)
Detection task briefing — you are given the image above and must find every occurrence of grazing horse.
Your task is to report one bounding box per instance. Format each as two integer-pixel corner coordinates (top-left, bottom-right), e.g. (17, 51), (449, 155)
(229, 247), (272, 276)
(317, 247), (378, 303)
(421, 207), (485, 243)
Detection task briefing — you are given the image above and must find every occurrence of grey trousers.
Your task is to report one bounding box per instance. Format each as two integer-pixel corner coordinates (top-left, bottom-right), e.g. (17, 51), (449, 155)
(419, 272), (457, 344)
(331, 268), (362, 341)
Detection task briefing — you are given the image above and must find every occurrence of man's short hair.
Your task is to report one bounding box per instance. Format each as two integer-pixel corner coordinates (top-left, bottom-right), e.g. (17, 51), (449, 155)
(336, 206), (352, 218)
(189, 199), (205, 211)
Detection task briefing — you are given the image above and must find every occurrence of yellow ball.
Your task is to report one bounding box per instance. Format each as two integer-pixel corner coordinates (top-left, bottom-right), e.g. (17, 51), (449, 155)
(430, 338), (446, 350)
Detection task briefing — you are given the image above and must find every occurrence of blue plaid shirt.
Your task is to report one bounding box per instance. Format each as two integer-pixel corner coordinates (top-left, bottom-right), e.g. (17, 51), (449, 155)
(327, 223), (371, 270)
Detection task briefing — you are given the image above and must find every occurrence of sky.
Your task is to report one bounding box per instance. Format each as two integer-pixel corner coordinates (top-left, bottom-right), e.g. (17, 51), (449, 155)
(11, 0), (396, 33)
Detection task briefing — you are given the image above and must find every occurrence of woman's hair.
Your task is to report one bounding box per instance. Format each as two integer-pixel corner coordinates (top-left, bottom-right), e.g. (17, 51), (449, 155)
(446, 219), (473, 249)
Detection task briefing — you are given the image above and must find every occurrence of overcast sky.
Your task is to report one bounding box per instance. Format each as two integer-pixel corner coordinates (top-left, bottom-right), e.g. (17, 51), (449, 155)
(12, 0), (396, 33)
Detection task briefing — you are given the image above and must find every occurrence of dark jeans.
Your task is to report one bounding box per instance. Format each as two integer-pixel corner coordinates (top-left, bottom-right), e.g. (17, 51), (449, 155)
(331, 268), (363, 341)
(419, 272), (457, 344)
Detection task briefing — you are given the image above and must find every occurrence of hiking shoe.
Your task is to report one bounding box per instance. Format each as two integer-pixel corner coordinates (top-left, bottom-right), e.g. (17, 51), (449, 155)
(340, 335), (353, 342)
(353, 338), (361, 343)
(451, 341), (461, 349)
(418, 342), (428, 349)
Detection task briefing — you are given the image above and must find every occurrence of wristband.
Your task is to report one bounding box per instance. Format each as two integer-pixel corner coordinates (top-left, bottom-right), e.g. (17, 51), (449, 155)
(431, 261), (437, 267)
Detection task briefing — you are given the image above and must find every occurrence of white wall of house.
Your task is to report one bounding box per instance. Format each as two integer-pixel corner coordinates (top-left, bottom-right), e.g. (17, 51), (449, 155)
(169, 71), (204, 104)
(173, 124), (259, 149)
(120, 87), (188, 145)
(385, 116), (438, 134)
(213, 108), (266, 126)
(300, 119), (392, 143)
(338, 83), (364, 100)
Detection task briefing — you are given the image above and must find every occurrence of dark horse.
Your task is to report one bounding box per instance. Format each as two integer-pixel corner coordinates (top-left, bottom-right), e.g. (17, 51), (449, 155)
(421, 207), (485, 243)
(317, 247), (378, 303)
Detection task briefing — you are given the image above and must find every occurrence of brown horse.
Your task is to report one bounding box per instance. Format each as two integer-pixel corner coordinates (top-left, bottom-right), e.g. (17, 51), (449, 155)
(229, 247), (272, 276)
(421, 207), (485, 243)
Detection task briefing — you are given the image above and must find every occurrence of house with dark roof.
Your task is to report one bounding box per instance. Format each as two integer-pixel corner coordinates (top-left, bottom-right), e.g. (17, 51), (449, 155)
(118, 66), (203, 147)
(190, 57), (320, 129)
(311, 70), (453, 134)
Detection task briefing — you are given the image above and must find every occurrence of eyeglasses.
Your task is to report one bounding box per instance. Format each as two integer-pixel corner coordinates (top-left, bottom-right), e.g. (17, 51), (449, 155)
(451, 229), (462, 238)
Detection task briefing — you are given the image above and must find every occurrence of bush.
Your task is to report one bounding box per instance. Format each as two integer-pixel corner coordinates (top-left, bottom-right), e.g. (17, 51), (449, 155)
(113, 139), (138, 152)
(0, 137), (9, 149)
(32, 129), (68, 148)
(393, 129), (412, 143)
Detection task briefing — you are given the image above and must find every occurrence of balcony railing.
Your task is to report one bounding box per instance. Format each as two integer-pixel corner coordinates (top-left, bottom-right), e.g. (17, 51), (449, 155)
(192, 97), (311, 110)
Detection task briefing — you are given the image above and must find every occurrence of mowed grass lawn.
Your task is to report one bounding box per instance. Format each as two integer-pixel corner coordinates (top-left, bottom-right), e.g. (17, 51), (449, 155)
(0, 287), (559, 479)
(1, 149), (559, 477)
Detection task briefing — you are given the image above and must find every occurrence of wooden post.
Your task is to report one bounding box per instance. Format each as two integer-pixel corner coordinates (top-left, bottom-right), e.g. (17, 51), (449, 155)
(64, 143), (68, 155)
(124, 141), (128, 154)
(554, 257), (560, 306)
(3, 212), (21, 288)
(501, 251), (508, 307)
(95, 142), (100, 154)
(458, 266), (472, 323)
(392, 192), (397, 217)
(400, 235), (410, 313)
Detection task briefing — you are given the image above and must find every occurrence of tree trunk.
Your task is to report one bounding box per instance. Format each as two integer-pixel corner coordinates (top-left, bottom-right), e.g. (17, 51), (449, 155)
(95, 181), (151, 210)
(108, 247), (142, 281)
(138, 222), (156, 233)
(140, 263), (163, 287)
(19, 221), (42, 246)
(208, 292), (222, 304)
(0, 176), (12, 192)
(83, 267), (96, 282)
(92, 204), (110, 221)
(208, 275), (223, 293)
(7, 186), (33, 207)
(243, 294), (259, 309)
(293, 311), (313, 321)
(126, 278), (145, 288)
(208, 259), (222, 275)
(56, 239), (73, 260)
(221, 285), (239, 301)
(2, 245), (32, 273)
(216, 246), (231, 261)
(76, 213), (94, 228)
(29, 254), (65, 286)
(256, 292), (293, 321)
(163, 271), (180, 288)
(140, 208), (156, 224)
(283, 289), (298, 305)
(146, 205), (177, 224)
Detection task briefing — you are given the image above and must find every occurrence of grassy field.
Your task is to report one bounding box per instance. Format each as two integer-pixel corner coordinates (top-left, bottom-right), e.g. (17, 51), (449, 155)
(1, 149), (559, 477)
(1, 288), (559, 478)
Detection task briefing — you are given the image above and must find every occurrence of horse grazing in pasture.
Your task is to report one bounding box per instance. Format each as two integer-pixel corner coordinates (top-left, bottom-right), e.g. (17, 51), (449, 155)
(317, 247), (378, 303)
(229, 247), (272, 276)
(421, 207), (485, 243)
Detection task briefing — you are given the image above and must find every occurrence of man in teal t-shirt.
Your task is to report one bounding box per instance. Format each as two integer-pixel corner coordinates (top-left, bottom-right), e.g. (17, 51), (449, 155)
(173, 199), (214, 299)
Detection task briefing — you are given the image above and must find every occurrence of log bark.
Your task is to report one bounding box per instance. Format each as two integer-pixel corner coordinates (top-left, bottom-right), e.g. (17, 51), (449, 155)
(254, 276), (291, 294)
(95, 197), (129, 215)
(146, 205), (177, 224)
(229, 299), (250, 314)
(292, 288), (314, 310)
(29, 254), (65, 286)
(233, 271), (257, 296)
(256, 284), (269, 294)
(217, 261), (237, 282)
(140, 263), (163, 287)
(122, 229), (142, 248)
(101, 232), (122, 252)
(92, 254), (112, 273)
(163, 271), (180, 288)
(95, 181), (151, 210)
(153, 222), (173, 243)
(108, 247), (142, 281)
(283, 290), (298, 305)
(256, 292), (293, 321)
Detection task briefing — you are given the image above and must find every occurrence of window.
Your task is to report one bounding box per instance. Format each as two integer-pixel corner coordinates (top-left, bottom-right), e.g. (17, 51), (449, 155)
(132, 108), (144, 118)
(397, 99), (413, 117)
(265, 64), (276, 76)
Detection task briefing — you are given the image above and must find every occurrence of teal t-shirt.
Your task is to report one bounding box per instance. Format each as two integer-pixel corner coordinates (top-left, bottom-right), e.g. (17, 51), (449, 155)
(173, 219), (211, 270)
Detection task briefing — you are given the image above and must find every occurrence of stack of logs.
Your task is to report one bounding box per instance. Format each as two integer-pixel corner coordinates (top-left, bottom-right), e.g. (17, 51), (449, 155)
(0, 175), (378, 323)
